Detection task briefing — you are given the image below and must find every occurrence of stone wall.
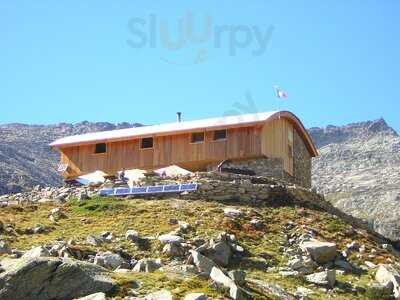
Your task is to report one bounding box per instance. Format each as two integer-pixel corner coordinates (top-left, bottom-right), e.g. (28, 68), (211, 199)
(221, 157), (288, 179)
(293, 129), (312, 188)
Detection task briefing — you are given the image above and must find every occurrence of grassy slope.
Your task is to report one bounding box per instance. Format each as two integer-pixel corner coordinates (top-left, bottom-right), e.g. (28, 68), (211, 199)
(0, 196), (397, 299)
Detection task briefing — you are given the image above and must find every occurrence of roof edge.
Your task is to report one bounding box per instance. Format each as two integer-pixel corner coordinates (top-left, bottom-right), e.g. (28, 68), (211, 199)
(269, 111), (318, 157)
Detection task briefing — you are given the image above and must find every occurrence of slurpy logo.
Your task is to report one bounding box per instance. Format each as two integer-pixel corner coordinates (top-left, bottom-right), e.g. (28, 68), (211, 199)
(127, 12), (274, 66)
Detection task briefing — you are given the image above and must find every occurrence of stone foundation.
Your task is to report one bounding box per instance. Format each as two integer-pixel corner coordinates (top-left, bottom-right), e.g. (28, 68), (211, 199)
(221, 157), (287, 178)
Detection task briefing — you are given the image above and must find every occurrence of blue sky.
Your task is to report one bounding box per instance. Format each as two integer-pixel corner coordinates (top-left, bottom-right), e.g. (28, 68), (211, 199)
(1, 1), (399, 132)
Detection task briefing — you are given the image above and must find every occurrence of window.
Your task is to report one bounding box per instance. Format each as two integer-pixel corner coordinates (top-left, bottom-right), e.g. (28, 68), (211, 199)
(213, 129), (227, 141)
(191, 132), (204, 143)
(95, 143), (107, 154)
(141, 137), (153, 149)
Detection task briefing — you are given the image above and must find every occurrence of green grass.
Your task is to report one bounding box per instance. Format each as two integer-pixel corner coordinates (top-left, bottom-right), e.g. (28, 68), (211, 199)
(111, 271), (221, 299)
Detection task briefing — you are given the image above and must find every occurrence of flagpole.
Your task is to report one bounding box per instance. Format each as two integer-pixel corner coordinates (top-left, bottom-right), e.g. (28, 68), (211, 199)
(273, 85), (281, 118)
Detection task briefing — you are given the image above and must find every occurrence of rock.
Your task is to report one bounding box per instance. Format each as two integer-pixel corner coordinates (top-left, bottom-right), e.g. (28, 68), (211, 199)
(125, 230), (139, 242)
(247, 278), (295, 300)
(21, 246), (51, 259)
(346, 241), (360, 252)
(204, 240), (232, 267)
(365, 261), (377, 269)
(375, 264), (400, 298)
(184, 293), (207, 300)
(210, 267), (246, 300)
(133, 258), (161, 273)
(158, 234), (183, 244)
(0, 241), (11, 255)
(334, 259), (355, 273)
(94, 252), (125, 270)
(279, 270), (299, 277)
(189, 250), (216, 276)
(113, 268), (131, 273)
(56, 192), (69, 201)
(33, 224), (45, 234)
(87, 234), (103, 246)
(74, 292), (106, 300)
(223, 208), (242, 218)
(162, 243), (185, 257)
(168, 218), (178, 225)
(78, 191), (90, 201)
(249, 218), (263, 229)
(228, 270), (246, 285)
(99, 231), (114, 242)
(305, 270), (336, 288)
(287, 256), (317, 275)
(49, 207), (64, 221)
(295, 287), (314, 298)
(173, 264), (198, 275)
(232, 244), (244, 254)
(145, 289), (173, 300)
(0, 257), (114, 300)
(229, 284), (247, 300)
(178, 221), (191, 232)
(210, 266), (235, 287)
(300, 240), (337, 264)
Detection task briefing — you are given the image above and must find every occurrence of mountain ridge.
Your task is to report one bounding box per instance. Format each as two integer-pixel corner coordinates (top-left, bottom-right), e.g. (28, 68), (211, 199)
(0, 121), (142, 195)
(310, 118), (400, 242)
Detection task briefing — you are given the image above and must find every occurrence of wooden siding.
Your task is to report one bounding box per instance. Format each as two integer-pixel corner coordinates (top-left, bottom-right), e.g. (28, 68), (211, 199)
(60, 125), (264, 178)
(261, 117), (294, 175)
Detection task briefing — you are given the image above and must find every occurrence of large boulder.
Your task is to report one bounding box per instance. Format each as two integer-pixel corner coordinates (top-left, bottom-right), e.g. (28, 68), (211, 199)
(300, 240), (337, 264)
(0, 257), (114, 300)
(375, 264), (400, 298)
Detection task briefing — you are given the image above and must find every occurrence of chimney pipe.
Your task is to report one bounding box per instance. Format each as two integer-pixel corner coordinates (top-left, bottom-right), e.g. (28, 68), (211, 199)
(176, 112), (182, 123)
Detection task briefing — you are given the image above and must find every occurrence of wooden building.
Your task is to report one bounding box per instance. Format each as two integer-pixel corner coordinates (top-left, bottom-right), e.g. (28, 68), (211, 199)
(50, 111), (318, 187)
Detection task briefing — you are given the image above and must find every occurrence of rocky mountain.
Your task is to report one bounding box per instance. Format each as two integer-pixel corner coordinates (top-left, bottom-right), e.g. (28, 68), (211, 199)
(310, 119), (400, 242)
(0, 122), (141, 195)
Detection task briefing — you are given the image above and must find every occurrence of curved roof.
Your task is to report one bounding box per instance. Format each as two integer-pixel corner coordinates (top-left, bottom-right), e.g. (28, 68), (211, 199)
(50, 111), (318, 157)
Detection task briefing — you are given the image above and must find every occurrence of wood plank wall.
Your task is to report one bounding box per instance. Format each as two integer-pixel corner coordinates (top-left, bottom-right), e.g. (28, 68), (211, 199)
(261, 117), (294, 175)
(59, 125), (265, 178)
